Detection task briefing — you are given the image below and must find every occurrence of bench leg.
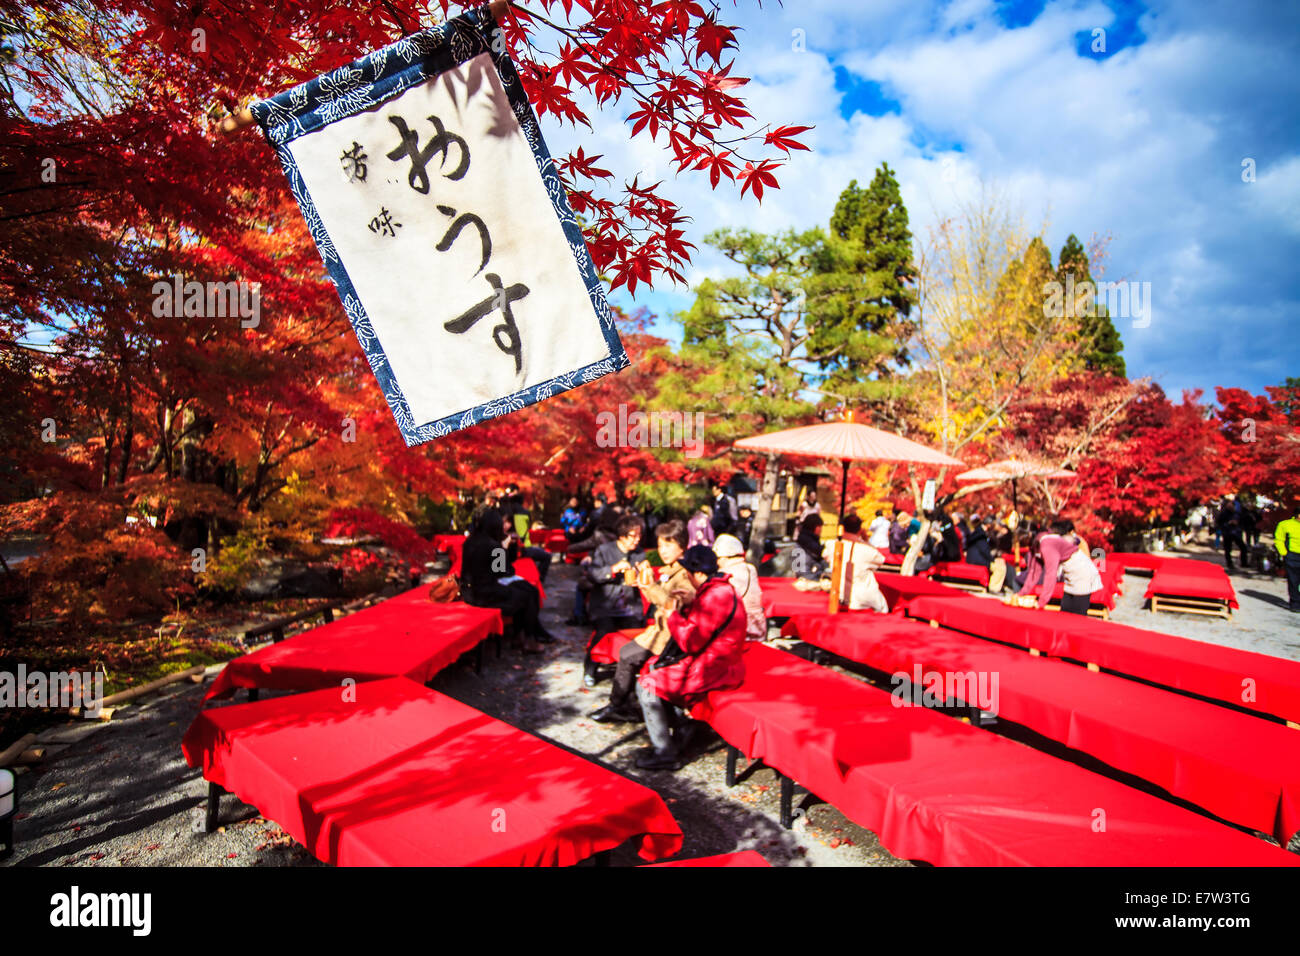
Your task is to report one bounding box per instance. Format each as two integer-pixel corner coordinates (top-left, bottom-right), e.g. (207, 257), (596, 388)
(779, 774), (795, 829)
(475, 642), (484, 674)
(725, 745), (740, 787)
(205, 782), (224, 833)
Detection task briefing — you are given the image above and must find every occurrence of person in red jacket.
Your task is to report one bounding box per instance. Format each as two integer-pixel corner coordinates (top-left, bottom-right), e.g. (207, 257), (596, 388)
(634, 545), (747, 771)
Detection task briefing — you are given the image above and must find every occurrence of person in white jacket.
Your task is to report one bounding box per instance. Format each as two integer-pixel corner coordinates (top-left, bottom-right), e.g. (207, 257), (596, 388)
(714, 534), (767, 640)
(822, 513), (889, 613)
(868, 509), (892, 550)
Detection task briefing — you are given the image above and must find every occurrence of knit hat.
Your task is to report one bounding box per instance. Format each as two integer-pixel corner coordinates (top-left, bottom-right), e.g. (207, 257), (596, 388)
(680, 544), (720, 576)
(713, 534), (745, 559)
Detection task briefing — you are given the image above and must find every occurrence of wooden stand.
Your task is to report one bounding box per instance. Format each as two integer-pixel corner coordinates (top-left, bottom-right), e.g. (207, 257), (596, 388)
(1150, 595), (1231, 620)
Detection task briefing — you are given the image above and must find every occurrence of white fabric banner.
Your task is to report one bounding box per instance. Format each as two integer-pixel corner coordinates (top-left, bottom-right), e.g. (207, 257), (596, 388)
(250, 10), (627, 445)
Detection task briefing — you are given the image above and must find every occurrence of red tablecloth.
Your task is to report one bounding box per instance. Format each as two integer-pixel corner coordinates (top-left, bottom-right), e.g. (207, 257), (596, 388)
(1145, 565), (1238, 609)
(904, 595), (1300, 724)
(1045, 579), (1118, 610)
(759, 577), (842, 618)
(434, 533), (467, 575)
(875, 575), (976, 612)
(1112, 553), (1224, 576)
(590, 628), (639, 665)
(514, 556), (545, 606)
(205, 592), (503, 701)
(783, 613), (1300, 843)
(184, 677), (682, 866)
(928, 561), (990, 588)
(691, 644), (1296, 866)
(642, 851), (770, 867)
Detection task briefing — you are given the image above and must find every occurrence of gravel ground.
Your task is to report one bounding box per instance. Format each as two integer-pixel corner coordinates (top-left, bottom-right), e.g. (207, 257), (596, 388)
(1106, 542), (1300, 661)
(3, 541), (1295, 868)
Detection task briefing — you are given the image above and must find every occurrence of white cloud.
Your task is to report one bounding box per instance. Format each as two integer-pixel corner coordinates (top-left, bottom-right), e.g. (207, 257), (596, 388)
(533, 0), (1299, 394)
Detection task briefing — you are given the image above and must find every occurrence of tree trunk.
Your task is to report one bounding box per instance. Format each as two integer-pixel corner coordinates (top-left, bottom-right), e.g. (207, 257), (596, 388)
(117, 410), (133, 485)
(101, 427), (115, 490)
(746, 452), (781, 565)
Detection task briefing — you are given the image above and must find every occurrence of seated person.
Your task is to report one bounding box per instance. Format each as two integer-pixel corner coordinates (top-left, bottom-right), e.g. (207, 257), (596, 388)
(792, 513), (828, 579)
(590, 520), (693, 724)
(914, 509), (961, 573)
(964, 514), (992, 566)
(460, 509), (551, 654)
(888, 510), (913, 555)
(822, 513), (888, 613)
(582, 515), (648, 686)
(635, 546), (748, 771)
(560, 496), (586, 542)
(714, 534), (766, 639)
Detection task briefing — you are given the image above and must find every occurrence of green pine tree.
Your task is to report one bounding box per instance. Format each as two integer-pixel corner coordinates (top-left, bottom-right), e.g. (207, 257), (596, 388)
(1058, 234), (1126, 376)
(807, 165), (919, 407)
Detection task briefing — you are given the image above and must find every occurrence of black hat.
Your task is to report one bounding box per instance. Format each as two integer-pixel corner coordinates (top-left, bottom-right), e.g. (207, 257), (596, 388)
(680, 544), (719, 576)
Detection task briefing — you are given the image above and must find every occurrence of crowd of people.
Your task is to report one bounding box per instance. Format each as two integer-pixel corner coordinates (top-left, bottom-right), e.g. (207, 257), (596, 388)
(452, 484), (766, 772)
(448, 482), (1299, 776)
(790, 505), (1102, 614)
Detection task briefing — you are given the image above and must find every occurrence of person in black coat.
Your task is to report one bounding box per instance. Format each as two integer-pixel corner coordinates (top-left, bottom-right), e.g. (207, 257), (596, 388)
(793, 513), (827, 579)
(937, 512), (963, 563)
(711, 483), (736, 536)
(460, 509), (552, 653)
(1216, 496), (1248, 570)
(581, 514), (648, 685)
(964, 514), (993, 566)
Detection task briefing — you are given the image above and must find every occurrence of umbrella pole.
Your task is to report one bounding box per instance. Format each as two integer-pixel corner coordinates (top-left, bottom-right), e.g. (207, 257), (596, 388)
(1012, 478), (1020, 566)
(839, 459), (849, 523)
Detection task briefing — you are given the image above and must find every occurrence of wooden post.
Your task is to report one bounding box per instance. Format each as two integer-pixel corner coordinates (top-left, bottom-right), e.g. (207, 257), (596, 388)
(828, 540), (843, 615)
(0, 734), (38, 768)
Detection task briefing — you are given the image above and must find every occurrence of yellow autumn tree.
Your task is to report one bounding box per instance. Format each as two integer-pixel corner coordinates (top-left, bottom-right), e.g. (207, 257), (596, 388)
(911, 187), (1088, 481)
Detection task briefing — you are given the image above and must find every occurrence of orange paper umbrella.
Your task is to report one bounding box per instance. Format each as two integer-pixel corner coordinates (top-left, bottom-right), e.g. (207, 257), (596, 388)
(955, 459), (1076, 483)
(735, 420), (963, 518)
(956, 458), (1077, 559)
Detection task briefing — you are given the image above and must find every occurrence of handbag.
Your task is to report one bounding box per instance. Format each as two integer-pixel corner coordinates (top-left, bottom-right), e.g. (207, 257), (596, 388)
(652, 584), (738, 670)
(427, 576), (460, 603)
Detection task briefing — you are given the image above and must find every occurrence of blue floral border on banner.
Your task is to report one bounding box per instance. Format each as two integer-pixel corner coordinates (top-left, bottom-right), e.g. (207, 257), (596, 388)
(248, 5), (629, 446)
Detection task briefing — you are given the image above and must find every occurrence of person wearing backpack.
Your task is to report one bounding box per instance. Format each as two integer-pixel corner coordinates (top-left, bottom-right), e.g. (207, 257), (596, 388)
(634, 546), (747, 771)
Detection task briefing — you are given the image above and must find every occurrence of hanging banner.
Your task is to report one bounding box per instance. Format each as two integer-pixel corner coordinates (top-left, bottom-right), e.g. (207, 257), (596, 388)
(249, 5), (628, 445)
(921, 479), (936, 513)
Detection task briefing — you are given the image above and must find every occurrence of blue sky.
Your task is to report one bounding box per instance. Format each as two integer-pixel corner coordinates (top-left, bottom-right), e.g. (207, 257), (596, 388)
(541, 0), (1299, 401)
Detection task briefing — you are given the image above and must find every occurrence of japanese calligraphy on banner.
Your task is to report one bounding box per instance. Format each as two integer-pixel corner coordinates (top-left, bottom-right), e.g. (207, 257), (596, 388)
(248, 6), (628, 445)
